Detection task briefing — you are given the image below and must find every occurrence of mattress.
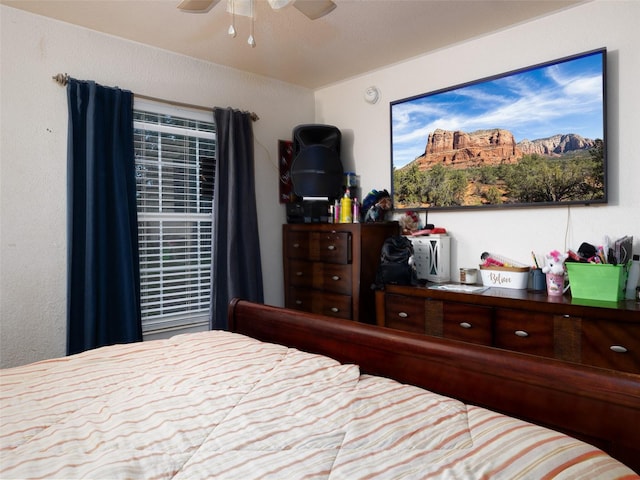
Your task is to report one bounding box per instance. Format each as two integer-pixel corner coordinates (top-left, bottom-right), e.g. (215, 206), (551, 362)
(1, 331), (636, 479)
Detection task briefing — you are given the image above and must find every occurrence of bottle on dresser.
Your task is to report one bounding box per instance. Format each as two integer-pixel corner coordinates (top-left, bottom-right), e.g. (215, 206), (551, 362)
(340, 188), (352, 223)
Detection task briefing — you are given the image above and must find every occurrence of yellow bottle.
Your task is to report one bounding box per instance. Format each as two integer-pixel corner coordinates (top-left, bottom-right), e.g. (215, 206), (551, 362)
(340, 189), (352, 223)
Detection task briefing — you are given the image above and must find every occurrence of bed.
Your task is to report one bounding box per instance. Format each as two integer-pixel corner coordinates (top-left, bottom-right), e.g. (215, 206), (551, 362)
(1, 299), (638, 478)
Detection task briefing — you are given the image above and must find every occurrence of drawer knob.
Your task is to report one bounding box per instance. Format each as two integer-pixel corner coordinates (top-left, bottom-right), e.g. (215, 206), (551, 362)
(293, 243), (300, 248)
(295, 271), (303, 276)
(295, 300), (302, 305)
(515, 330), (529, 338)
(398, 312), (408, 318)
(331, 275), (340, 281)
(327, 245), (336, 251)
(610, 345), (628, 353)
(331, 307), (339, 313)
(459, 322), (472, 329)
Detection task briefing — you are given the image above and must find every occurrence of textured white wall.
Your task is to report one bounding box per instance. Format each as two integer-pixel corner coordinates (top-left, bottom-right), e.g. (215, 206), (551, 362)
(0, 6), (313, 367)
(315, 0), (640, 276)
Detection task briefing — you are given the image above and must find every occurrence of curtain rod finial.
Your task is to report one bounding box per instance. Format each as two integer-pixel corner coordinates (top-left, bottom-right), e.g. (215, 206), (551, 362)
(52, 73), (69, 86)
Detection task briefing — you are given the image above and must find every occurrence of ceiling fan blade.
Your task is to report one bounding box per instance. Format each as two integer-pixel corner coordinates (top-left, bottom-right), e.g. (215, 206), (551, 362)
(177, 0), (221, 13)
(293, 0), (336, 20)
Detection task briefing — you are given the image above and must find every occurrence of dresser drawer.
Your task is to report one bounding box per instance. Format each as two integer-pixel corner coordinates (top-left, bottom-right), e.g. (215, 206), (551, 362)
(494, 309), (554, 357)
(581, 320), (640, 373)
(285, 230), (351, 264)
(443, 303), (493, 346)
(287, 287), (352, 320)
(287, 260), (352, 295)
(384, 294), (427, 334)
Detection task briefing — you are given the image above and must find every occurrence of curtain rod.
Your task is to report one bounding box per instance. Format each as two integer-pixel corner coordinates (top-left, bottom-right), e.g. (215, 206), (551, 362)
(52, 73), (259, 121)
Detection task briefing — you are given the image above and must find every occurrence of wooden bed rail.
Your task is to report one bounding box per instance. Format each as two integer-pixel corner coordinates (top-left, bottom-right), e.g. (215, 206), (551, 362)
(228, 299), (640, 472)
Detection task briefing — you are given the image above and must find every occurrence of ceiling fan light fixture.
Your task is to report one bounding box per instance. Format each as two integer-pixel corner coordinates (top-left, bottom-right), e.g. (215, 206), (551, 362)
(228, 0), (237, 36)
(177, 0), (220, 13)
(248, 0), (256, 47)
(226, 0), (253, 17)
(293, 0), (337, 20)
(267, 0), (295, 10)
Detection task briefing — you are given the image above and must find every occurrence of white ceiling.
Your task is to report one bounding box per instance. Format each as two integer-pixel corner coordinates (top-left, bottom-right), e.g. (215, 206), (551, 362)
(3, 0), (584, 89)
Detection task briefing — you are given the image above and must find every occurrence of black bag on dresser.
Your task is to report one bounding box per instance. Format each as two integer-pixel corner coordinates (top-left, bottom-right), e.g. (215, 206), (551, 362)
(373, 235), (418, 289)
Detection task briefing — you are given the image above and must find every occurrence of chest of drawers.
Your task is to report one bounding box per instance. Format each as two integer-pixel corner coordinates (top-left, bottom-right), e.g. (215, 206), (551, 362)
(376, 285), (640, 373)
(283, 223), (398, 322)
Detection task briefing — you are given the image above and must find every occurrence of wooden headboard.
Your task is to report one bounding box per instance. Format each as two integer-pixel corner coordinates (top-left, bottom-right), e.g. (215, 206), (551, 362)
(228, 299), (640, 472)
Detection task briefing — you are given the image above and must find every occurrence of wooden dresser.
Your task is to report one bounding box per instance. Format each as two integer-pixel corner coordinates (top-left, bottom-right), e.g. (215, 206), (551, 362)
(376, 284), (640, 373)
(283, 222), (398, 322)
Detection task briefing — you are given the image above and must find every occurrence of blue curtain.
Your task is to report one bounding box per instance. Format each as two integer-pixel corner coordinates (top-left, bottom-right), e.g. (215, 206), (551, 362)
(210, 108), (264, 329)
(66, 79), (142, 355)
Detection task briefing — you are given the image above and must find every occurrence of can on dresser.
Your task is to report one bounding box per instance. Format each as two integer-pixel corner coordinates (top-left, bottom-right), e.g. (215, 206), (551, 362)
(460, 268), (478, 284)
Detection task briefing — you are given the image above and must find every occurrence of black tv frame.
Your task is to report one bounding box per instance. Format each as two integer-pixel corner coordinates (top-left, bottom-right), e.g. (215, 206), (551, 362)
(390, 48), (607, 211)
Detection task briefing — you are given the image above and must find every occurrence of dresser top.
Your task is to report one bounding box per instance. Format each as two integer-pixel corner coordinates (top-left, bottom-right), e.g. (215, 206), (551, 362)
(383, 283), (640, 321)
(283, 222), (399, 232)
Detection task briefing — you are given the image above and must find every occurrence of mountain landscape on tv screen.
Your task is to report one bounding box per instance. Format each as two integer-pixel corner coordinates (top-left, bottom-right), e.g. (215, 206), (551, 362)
(394, 127), (604, 208)
(413, 128), (597, 170)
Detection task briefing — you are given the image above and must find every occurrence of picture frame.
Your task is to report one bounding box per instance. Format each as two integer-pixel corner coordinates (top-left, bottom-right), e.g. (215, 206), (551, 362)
(278, 139), (294, 203)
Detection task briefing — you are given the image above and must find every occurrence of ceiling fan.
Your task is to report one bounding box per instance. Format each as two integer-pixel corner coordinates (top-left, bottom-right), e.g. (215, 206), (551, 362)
(177, 0), (337, 20)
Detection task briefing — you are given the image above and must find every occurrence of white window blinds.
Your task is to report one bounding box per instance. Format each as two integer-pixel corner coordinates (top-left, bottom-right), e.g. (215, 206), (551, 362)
(133, 101), (215, 333)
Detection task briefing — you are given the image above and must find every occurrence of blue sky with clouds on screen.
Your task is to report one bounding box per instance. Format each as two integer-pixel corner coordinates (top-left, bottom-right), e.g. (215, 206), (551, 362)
(391, 51), (604, 169)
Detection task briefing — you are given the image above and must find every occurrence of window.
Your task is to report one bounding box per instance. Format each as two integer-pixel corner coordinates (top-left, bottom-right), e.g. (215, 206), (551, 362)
(133, 101), (215, 333)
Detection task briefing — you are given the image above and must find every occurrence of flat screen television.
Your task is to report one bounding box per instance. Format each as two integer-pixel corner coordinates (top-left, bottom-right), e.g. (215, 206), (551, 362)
(390, 48), (607, 211)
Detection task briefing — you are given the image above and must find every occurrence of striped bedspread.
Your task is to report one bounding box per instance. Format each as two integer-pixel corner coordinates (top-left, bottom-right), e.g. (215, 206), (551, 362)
(1, 331), (637, 479)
